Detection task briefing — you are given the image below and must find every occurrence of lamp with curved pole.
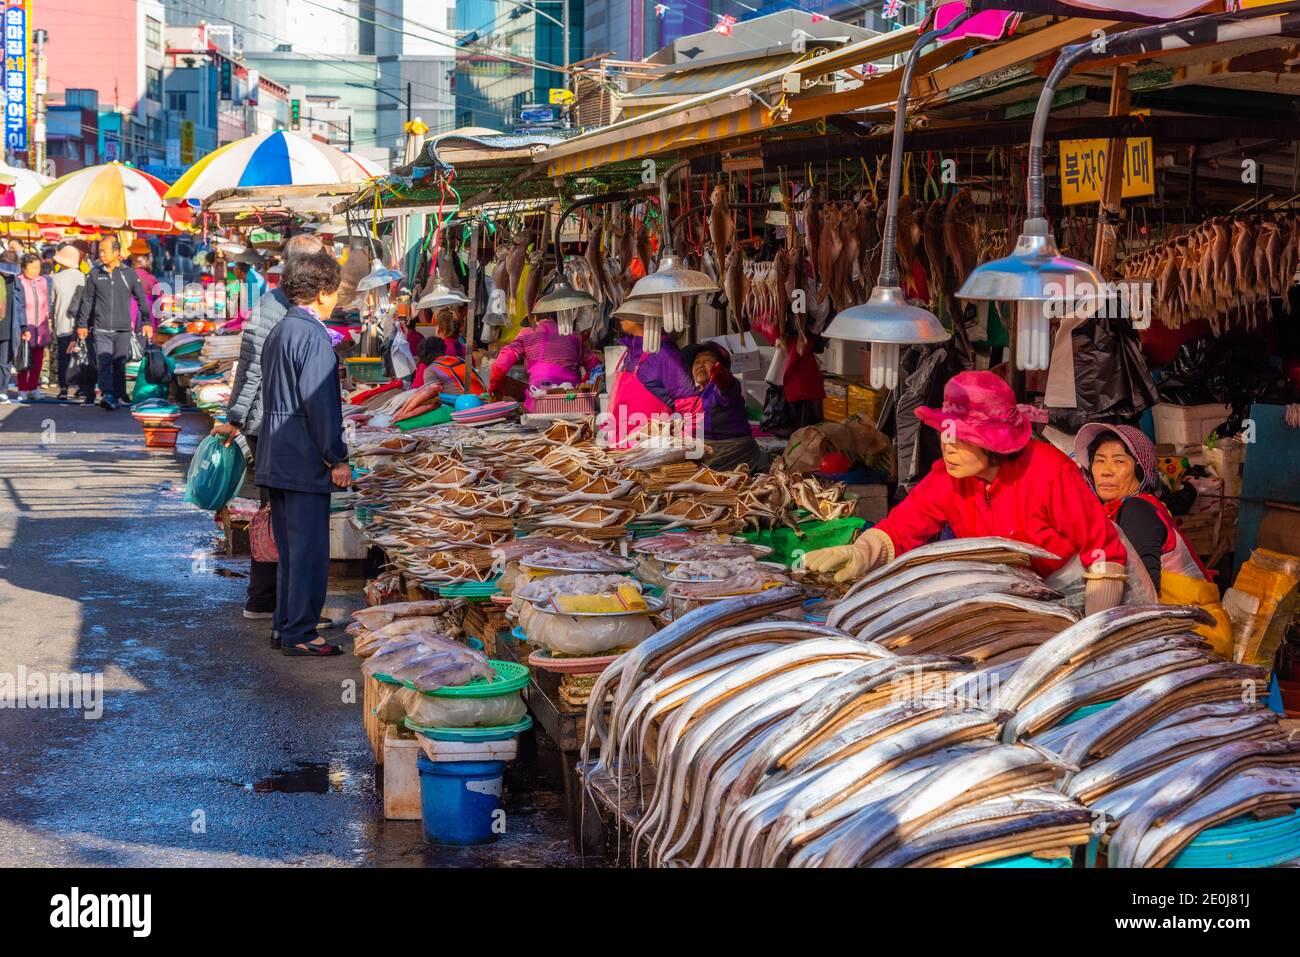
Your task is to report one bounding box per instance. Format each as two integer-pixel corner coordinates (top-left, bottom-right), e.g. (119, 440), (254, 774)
(626, 160), (718, 353)
(958, 0), (1300, 371)
(823, 7), (976, 389)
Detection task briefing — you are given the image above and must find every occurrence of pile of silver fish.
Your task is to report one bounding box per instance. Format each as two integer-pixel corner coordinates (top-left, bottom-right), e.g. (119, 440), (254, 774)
(582, 537), (1300, 867)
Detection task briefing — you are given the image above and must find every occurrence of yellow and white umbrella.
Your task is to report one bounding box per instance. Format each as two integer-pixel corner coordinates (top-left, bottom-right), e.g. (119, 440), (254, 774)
(20, 162), (187, 233)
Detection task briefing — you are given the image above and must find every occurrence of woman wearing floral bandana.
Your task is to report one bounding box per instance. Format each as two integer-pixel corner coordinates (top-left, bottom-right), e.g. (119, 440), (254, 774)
(1075, 423), (1232, 656)
(806, 371), (1129, 616)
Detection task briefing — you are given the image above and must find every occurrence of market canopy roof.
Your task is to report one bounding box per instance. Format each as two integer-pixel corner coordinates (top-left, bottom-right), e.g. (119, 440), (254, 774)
(200, 183), (374, 226)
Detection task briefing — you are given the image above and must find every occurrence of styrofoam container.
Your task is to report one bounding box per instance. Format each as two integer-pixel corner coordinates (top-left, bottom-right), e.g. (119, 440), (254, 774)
(1152, 402), (1232, 447)
(382, 726), (424, 820)
(330, 510), (368, 559)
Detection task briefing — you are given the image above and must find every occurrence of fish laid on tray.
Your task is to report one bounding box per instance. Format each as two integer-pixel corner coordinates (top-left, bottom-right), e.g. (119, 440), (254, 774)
(578, 537), (1300, 867)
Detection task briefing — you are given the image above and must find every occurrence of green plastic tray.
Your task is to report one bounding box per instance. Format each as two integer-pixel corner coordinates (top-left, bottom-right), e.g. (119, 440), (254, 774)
(403, 714), (533, 741)
(738, 517), (866, 567)
(423, 578), (502, 601)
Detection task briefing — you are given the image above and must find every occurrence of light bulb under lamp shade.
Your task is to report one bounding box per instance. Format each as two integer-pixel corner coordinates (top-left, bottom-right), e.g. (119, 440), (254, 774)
(662, 292), (686, 333)
(1015, 301), (1053, 372)
(868, 342), (901, 390)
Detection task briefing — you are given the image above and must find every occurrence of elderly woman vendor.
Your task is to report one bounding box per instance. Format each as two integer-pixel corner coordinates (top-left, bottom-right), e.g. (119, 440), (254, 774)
(806, 371), (1131, 615)
(682, 341), (765, 472)
(1076, 423), (1232, 654)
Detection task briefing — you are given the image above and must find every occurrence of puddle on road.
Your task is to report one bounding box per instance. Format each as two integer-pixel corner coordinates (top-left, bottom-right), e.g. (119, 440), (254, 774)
(234, 761), (352, 794)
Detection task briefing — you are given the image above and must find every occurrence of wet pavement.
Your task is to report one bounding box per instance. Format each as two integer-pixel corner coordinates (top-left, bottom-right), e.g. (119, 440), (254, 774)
(0, 398), (581, 867)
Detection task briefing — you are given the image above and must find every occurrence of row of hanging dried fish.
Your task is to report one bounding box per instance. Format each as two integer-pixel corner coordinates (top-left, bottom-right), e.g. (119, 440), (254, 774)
(1117, 211), (1300, 332)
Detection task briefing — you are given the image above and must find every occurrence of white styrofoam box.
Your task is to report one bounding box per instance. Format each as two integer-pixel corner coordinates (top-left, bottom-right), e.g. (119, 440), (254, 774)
(330, 510), (368, 559)
(382, 727), (424, 820)
(819, 338), (866, 378)
(707, 332), (762, 375)
(1152, 403), (1233, 447)
(416, 736), (520, 763)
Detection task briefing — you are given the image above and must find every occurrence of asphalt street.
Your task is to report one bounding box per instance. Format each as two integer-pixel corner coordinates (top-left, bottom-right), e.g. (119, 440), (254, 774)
(0, 398), (579, 867)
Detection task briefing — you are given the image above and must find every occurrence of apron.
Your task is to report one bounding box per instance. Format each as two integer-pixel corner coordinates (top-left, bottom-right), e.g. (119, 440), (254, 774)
(1044, 523), (1158, 617)
(1104, 493), (1234, 657)
(606, 351), (669, 448)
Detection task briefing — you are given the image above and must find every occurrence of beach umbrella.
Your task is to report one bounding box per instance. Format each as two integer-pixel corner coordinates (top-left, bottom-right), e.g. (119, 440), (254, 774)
(164, 131), (385, 204)
(20, 162), (185, 233)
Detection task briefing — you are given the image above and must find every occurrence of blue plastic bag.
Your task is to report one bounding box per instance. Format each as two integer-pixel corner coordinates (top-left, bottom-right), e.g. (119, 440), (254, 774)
(185, 434), (247, 512)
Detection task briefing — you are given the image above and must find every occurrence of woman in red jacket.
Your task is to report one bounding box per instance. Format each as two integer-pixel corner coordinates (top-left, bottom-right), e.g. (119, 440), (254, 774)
(806, 371), (1130, 615)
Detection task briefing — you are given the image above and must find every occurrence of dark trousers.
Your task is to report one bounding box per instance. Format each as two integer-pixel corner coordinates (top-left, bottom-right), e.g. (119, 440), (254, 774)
(0, 339), (10, 395)
(54, 334), (74, 392)
(94, 328), (132, 402)
(268, 486), (330, 648)
(244, 435), (278, 613)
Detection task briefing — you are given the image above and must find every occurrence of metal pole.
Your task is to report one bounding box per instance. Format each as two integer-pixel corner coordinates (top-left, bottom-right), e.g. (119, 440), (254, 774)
(33, 29), (47, 175)
(464, 223), (479, 392)
(562, 0), (570, 128)
(347, 114), (353, 153)
(407, 81), (412, 124)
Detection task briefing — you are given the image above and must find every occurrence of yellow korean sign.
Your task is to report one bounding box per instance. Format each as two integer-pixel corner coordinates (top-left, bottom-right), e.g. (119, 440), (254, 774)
(548, 88), (574, 105)
(180, 120), (195, 165)
(1059, 136), (1154, 206)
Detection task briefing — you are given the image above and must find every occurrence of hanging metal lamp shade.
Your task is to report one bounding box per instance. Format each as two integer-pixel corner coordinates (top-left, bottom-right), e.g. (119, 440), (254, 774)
(532, 278), (598, 314)
(356, 257), (404, 292)
(415, 280), (470, 310)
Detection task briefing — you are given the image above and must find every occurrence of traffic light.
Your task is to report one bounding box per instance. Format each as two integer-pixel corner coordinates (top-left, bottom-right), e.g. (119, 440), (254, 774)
(290, 99), (300, 130)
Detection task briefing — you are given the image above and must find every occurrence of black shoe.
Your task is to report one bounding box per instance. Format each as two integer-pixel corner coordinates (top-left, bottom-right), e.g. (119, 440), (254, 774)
(56, 390), (67, 401)
(269, 629), (281, 649)
(243, 609), (274, 620)
(99, 396), (117, 411)
(80, 395), (96, 407)
(316, 615), (338, 631)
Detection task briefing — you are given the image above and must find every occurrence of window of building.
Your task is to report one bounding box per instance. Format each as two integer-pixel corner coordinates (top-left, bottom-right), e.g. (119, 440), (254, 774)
(448, 9), (455, 30)
(168, 92), (188, 113)
(146, 16), (162, 50)
(147, 67), (162, 102)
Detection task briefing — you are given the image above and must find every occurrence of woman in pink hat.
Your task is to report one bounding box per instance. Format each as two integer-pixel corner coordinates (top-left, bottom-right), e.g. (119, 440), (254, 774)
(807, 371), (1130, 615)
(1076, 423), (1232, 655)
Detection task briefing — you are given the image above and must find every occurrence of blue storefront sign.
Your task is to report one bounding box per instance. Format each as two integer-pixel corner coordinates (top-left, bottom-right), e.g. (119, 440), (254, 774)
(3, 0), (27, 153)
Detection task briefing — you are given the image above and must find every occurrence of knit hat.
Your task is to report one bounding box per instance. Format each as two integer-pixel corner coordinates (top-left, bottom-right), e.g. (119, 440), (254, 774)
(1073, 422), (1161, 495)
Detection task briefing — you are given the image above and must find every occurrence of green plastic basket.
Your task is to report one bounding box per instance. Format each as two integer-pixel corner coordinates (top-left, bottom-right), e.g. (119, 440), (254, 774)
(973, 854), (1073, 869)
(421, 659), (529, 698)
(403, 714), (533, 741)
(738, 517), (866, 567)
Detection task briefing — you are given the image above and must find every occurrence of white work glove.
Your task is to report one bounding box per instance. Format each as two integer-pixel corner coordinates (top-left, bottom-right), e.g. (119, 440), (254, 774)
(804, 528), (894, 583)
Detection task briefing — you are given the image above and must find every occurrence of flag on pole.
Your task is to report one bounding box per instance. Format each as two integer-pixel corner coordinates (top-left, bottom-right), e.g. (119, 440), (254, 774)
(654, 3), (668, 16)
(714, 13), (736, 34)
(810, 13), (826, 22)
(882, 0), (902, 18)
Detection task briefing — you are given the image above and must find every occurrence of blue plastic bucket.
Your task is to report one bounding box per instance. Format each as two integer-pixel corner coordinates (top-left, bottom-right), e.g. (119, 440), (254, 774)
(416, 755), (505, 845)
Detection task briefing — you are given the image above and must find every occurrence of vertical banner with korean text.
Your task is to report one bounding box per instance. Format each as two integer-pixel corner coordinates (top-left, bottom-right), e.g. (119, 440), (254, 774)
(3, 0), (28, 154)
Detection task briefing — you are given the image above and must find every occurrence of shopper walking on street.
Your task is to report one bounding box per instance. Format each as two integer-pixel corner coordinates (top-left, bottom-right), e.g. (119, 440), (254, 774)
(0, 257), (11, 404)
(50, 244), (86, 401)
(11, 253), (53, 401)
(255, 249), (349, 657)
(212, 234), (324, 626)
(76, 236), (153, 410)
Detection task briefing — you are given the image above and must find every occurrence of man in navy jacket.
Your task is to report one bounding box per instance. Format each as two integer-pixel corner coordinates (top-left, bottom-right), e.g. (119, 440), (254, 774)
(255, 249), (350, 656)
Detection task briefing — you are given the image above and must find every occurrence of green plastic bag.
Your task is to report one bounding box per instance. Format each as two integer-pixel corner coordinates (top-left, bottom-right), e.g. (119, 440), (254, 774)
(738, 516), (866, 567)
(131, 352), (175, 402)
(185, 434), (247, 511)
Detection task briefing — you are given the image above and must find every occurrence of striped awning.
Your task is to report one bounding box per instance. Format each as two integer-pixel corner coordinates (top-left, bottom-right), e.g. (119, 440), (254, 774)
(545, 104), (767, 177)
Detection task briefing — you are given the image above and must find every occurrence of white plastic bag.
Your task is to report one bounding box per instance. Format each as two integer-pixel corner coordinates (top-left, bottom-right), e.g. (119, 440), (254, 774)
(397, 687), (526, 728)
(526, 608), (656, 656)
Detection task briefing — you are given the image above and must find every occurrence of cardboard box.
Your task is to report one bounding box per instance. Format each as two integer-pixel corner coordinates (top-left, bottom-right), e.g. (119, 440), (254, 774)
(845, 483), (889, 522)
